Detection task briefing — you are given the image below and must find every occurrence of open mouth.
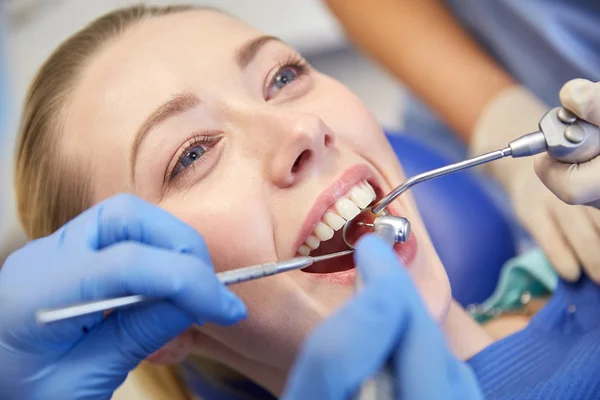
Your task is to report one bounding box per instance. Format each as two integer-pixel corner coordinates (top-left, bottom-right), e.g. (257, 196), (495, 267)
(298, 180), (380, 274)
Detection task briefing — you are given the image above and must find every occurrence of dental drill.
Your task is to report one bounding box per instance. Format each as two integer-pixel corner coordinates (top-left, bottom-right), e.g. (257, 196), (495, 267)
(343, 106), (600, 247)
(36, 249), (353, 324)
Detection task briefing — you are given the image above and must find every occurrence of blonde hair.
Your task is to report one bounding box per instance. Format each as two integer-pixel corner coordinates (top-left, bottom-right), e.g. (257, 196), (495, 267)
(13, 4), (227, 400)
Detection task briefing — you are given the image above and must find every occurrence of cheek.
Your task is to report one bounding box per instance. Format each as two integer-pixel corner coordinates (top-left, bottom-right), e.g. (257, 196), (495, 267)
(161, 186), (277, 271)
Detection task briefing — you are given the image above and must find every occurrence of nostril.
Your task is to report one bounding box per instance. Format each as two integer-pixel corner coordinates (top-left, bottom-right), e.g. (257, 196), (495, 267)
(324, 134), (333, 147)
(292, 150), (311, 173)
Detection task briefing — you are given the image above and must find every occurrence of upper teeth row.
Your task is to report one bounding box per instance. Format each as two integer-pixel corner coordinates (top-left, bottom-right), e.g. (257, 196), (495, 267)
(298, 181), (376, 256)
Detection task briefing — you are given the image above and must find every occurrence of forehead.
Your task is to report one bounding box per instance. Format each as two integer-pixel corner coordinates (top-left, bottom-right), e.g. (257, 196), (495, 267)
(64, 10), (265, 197)
(81, 10), (262, 87)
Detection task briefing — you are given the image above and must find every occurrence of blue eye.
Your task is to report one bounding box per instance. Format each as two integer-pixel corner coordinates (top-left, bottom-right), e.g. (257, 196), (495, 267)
(170, 144), (207, 179)
(273, 67), (298, 89)
(265, 58), (309, 100)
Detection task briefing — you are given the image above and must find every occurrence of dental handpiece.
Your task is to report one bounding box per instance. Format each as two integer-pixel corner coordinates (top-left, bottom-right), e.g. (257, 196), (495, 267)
(354, 215), (411, 400)
(372, 106), (600, 215)
(36, 249), (353, 324)
(341, 106), (600, 248)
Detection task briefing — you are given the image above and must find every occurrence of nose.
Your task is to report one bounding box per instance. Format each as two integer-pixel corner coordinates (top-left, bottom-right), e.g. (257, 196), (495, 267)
(269, 113), (335, 187)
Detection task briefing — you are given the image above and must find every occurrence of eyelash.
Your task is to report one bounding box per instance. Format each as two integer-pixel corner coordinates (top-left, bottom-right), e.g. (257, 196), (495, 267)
(165, 55), (310, 187)
(265, 54), (310, 100)
(165, 135), (220, 184)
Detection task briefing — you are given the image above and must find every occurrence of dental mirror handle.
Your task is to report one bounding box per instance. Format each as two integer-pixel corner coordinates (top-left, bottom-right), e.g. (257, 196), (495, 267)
(36, 250), (353, 324)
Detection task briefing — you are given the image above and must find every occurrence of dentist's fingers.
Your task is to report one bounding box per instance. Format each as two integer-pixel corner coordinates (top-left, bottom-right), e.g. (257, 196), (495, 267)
(87, 242), (247, 326)
(392, 283), (482, 400)
(559, 79), (600, 126)
(60, 194), (213, 265)
(553, 204), (600, 283)
(59, 301), (194, 385)
(284, 236), (482, 400)
(534, 154), (600, 207)
(519, 202), (580, 281)
(283, 236), (409, 399)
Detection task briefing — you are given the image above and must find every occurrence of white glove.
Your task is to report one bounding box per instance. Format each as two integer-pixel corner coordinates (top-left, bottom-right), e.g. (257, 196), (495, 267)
(534, 79), (600, 209)
(470, 85), (600, 282)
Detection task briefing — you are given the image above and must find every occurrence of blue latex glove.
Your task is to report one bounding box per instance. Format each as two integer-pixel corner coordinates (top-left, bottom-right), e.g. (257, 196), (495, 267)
(283, 235), (483, 400)
(0, 194), (247, 400)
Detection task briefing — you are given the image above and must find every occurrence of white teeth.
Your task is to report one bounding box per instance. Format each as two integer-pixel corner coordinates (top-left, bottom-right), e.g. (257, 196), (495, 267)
(335, 198), (361, 220)
(314, 222), (334, 241)
(305, 235), (320, 250)
(298, 245), (311, 256)
(324, 211), (345, 230)
(350, 186), (373, 208)
(298, 181), (378, 256)
(362, 182), (376, 198)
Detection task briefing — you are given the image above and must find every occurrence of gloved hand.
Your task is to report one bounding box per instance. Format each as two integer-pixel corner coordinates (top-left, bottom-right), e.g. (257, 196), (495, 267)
(0, 194), (246, 400)
(283, 235), (483, 400)
(470, 85), (600, 283)
(534, 79), (600, 209)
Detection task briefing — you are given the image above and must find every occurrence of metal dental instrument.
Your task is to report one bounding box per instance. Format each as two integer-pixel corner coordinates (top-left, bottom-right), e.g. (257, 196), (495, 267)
(36, 249), (353, 324)
(343, 106), (600, 248)
(350, 106), (599, 400)
(354, 215), (410, 400)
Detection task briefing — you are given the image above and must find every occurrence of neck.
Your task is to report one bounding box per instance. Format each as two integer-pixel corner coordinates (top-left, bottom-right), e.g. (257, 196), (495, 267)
(442, 300), (493, 360)
(193, 336), (287, 397)
(196, 300), (492, 397)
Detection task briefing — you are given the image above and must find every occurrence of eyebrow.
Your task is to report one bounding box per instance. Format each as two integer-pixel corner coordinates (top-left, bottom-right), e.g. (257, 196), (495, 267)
(236, 35), (281, 69)
(130, 92), (200, 179)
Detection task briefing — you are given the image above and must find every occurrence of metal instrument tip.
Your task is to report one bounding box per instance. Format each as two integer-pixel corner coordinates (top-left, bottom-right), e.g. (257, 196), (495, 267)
(312, 249), (354, 263)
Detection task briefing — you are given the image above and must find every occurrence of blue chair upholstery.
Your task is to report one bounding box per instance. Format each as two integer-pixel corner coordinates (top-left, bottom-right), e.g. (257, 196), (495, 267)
(386, 133), (516, 306)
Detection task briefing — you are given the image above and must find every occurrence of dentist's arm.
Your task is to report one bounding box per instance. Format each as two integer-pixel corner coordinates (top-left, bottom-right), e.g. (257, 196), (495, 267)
(535, 79), (600, 209)
(0, 194), (246, 400)
(323, 0), (514, 139)
(283, 236), (483, 400)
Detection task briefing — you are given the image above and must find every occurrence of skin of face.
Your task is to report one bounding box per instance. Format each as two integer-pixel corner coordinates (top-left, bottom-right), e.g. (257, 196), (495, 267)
(62, 10), (452, 393)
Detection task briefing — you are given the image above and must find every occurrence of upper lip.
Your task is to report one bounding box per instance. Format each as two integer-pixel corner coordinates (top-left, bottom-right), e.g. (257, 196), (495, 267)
(294, 164), (380, 253)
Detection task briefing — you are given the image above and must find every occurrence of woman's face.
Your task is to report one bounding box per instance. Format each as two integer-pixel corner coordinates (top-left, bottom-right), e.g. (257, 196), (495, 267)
(63, 10), (450, 381)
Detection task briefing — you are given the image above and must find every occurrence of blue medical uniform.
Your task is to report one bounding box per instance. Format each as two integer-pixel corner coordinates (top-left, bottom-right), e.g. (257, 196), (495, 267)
(469, 277), (600, 399)
(402, 0), (600, 161)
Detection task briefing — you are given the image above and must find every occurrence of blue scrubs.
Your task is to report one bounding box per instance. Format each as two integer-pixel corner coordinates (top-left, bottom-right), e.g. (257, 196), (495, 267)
(402, 0), (600, 161)
(469, 277), (600, 399)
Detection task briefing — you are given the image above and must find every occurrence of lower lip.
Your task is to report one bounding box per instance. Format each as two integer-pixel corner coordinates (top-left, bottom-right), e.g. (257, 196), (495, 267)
(306, 229), (419, 286)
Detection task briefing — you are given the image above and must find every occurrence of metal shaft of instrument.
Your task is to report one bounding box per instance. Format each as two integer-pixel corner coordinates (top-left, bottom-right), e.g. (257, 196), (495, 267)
(371, 147), (512, 215)
(36, 249), (353, 324)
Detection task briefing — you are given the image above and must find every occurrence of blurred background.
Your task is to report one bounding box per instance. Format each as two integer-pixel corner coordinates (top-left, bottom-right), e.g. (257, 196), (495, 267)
(3, 0), (405, 130)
